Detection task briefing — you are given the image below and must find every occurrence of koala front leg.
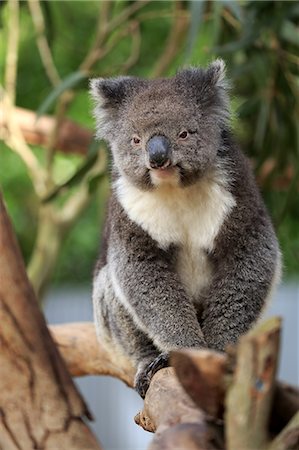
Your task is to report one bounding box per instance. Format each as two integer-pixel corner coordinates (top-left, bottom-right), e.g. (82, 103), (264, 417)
(108, 214), (206, 393)
(109, 243), (206, 352)
(200, 229), (280, 351)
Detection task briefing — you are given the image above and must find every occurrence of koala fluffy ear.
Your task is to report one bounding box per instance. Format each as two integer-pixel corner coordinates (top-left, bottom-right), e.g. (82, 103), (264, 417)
(176, 59), (230, 124)
(176, 58), (228, 91)
(90, 76), (141, 109)
(205, 59), (227, 89)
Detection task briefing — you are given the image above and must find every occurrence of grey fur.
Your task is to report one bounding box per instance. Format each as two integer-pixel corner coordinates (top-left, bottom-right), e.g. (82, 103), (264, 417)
(90, 60), (280, 397)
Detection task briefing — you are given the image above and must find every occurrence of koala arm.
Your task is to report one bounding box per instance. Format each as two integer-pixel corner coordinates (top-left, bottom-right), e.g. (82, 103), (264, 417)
(108, 198), (206, 352)
(200, 207), (280, 351)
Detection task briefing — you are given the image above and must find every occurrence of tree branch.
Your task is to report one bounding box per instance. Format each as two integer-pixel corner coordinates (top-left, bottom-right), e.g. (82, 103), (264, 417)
(49, 323), (135, 387)
(3, 0), (47, 196)
(27, 0), (61, 87)
(49, 320), (299, 450)
(0, 104), (93, 154)
(4, 0), (19, 104)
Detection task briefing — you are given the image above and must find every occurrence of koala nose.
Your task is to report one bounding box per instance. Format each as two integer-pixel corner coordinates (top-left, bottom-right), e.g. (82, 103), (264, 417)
(147, 135), (171, 169)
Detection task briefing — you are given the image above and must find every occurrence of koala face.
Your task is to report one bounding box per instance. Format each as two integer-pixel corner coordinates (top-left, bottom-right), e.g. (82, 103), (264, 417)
(91, 60), (229, 190)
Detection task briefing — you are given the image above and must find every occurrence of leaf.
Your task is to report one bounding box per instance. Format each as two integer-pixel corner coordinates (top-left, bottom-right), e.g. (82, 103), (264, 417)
(254, 98), (271, 150)
(88, 172), (106, 195)
(88, 137), (101, 156)
(221, 0), (243, 22)
(42, 152), (98, 203)
(280, 20), (299, 47)
(36, 71), (87, 118)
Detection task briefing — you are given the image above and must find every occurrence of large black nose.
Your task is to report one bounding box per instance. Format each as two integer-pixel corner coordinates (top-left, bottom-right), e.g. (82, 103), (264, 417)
(146, 135), (171, 169)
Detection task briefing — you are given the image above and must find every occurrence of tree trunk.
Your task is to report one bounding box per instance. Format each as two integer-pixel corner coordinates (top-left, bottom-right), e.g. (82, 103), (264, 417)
(0, 192), (102, 450)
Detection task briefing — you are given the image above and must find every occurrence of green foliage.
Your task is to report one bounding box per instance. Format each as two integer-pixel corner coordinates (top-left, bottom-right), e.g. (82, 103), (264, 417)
(1, 0), (298, 283)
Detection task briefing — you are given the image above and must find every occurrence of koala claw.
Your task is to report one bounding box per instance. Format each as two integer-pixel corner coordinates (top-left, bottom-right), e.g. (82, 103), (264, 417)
(135, 353), (169, 399)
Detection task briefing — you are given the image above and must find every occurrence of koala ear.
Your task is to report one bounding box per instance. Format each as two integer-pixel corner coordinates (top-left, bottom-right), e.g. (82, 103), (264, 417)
(90, 76), (141, 109)
(176, 59), (228, 92)
(205, 59), (227, 89)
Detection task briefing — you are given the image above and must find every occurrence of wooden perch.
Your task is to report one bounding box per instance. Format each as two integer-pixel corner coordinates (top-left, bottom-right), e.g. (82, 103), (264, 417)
(0, 192), (101, 450)
(171, 349), (227, 419)
(0, 105), (93, 154)
(49, 322), (135, 387)
(135, 368), (223, 450)
(225, 317), (281, 449)
(49, 321), (299, 450)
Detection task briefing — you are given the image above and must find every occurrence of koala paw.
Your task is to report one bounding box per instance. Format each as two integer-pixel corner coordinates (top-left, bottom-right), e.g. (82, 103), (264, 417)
(135, 353), (169, 399)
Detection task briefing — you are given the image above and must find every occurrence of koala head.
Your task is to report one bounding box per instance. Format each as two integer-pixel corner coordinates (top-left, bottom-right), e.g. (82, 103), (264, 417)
(90, 59), (230, 190)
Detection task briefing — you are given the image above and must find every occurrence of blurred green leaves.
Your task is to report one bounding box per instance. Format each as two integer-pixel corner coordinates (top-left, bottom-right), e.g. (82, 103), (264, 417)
(37, 71), (87, 117)
(1, 0), (299, 280)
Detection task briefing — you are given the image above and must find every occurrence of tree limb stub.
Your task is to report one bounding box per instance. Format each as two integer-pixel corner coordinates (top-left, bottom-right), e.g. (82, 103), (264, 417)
(0, 192), (101, 450)
(225, 317), (282, 449)
(171, 349), (227, 419)
(171, 334), (299, 436)
(135, 368), (223, 450)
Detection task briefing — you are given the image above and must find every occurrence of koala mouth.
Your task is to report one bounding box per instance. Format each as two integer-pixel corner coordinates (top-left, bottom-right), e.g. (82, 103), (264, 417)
(149, 162), (179, 185)
(150, 159), (175, 175)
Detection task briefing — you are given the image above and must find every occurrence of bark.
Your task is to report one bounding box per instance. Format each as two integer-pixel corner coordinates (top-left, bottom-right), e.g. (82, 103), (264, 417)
(225, 317), (281, 449)
(49, 322), (135, 387)
(0, 192), (101, 450)
(50, 321), (299, 450)
(135, 368), (223, 450)
(171, 349), (227, 419)
(0, 105), (93, 154)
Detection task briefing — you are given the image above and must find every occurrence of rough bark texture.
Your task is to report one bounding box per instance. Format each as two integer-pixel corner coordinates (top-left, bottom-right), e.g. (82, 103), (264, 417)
(49, 322), (135, 386)
(171, 349), (227, 419)
(0, 192), (101, 450)
(50, 321), (299, 450)
(135, 368), (223, 450)
(225, 317), (282, 449)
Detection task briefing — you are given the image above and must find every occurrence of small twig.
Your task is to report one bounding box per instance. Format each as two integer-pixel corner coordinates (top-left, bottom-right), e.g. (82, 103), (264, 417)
(4, 0), (19, 104)
(58, 149), (107, 228)
(151, 1), (189, 78)
(45, 90), (74, 178)
(27, 0), (61, 87)
(2, 89), (47, 197)
(119, 21), (141, 73)
(2, 0), (47, 197)
(79, 1), (112, 71)
(221, 8), (241, 32)
(106, 0), (151, 36)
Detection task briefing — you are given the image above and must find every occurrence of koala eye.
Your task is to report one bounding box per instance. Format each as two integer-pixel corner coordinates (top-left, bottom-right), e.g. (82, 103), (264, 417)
(178, 130), (188, 140)
(131, 136), (141, 146)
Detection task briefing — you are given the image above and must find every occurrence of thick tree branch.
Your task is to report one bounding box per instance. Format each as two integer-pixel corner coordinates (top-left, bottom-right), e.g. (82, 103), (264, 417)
(49, 323), (135, 387)
(0, 104), (93, 154)
(0, 192), (102, 449)
(49, 321), (299, 450)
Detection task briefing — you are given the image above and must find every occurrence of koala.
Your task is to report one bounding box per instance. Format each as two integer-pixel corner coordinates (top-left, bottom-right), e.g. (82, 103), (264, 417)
(90, 60), (281, 398)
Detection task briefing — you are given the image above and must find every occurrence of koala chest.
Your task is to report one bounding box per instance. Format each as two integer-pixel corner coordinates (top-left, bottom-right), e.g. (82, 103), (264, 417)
(115, 176), (236, 297)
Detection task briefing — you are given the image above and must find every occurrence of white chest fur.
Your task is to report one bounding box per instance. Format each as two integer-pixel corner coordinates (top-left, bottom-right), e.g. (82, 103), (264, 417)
(115, 174), (236, 297)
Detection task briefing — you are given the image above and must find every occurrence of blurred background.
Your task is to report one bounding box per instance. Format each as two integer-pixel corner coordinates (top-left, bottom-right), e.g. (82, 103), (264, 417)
(0, 1), (298, 449)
